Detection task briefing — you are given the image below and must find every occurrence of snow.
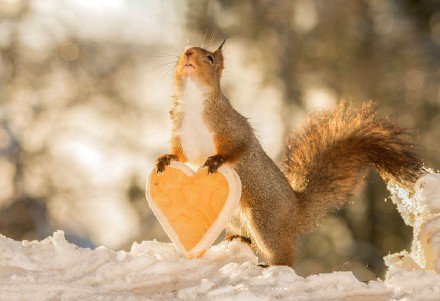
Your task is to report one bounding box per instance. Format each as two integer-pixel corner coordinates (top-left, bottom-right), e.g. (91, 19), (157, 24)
(387, 173), (440, 270)
(0, 174), (439, 300)
(0, 233), (390, 300)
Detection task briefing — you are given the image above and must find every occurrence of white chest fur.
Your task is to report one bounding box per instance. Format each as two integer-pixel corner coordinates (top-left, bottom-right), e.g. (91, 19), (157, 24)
(178, 79), (216, 167)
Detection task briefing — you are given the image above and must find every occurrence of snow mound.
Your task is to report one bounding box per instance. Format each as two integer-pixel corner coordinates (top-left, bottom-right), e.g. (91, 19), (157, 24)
(0, 173), (438, 300)
(0, 232), (389, 300)
(387, 173), (440, 270)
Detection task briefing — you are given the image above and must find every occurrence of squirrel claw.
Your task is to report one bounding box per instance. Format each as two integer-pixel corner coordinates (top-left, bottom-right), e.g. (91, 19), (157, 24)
(156, 154), (176, 173)
(225, 234), (252, 245)
(203, 155), (226, 174)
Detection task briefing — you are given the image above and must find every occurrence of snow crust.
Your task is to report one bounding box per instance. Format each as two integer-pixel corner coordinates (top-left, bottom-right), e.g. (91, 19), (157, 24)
(0, 174), (439, 300)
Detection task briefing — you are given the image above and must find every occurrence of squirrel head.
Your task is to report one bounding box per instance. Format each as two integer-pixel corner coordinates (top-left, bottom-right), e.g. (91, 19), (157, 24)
(174, 39), (226, 93)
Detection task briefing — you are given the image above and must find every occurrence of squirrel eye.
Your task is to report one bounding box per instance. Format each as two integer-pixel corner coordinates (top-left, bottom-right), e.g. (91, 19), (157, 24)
(207, 55), (214, 63)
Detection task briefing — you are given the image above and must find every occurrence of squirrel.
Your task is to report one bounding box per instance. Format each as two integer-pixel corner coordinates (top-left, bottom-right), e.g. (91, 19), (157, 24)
(155, 40), (425, 267)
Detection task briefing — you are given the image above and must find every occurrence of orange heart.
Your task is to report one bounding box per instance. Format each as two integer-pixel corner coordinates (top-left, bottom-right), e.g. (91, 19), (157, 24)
(146, 161), (241, 258)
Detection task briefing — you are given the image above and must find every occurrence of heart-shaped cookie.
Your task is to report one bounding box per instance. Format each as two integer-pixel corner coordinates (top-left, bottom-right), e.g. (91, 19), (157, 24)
(146, 161), (241, 258)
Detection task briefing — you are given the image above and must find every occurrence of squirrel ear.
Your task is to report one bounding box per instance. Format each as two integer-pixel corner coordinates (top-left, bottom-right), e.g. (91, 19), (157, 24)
(214, 37), (227, 53)
(213, 38), (226, 73)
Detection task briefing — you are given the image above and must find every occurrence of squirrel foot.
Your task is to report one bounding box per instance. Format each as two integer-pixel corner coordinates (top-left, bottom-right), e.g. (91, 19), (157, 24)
(203, 155), (226, 174)
(225, 234), (252, 245)
(155, 154), (176, 173)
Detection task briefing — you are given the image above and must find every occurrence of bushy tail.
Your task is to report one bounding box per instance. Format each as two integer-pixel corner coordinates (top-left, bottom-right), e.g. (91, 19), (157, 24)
(282, 102), (424, 229)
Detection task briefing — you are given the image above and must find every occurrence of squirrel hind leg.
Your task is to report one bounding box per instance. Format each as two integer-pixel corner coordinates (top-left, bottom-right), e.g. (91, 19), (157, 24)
(250, 227), (298, 267)
(264, 242), (297, 267)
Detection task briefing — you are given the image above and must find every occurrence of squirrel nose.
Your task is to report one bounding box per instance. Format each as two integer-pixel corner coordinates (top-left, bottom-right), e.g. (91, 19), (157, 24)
(185, 49), (193, 56)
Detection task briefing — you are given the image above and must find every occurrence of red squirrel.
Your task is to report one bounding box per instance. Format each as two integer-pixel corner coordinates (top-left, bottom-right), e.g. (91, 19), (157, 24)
(155, 40), (424, 267)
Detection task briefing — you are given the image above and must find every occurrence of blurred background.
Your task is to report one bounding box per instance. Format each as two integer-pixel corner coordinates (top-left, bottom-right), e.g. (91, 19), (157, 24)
(0, 0), (439, 281)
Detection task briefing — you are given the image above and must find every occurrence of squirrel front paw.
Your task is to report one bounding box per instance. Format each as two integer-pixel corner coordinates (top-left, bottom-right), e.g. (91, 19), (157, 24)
(203, 155), (226, 174)
(155, 154), (176, 173)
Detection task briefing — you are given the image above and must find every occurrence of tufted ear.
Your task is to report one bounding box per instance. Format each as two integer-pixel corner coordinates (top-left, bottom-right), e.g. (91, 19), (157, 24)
(215, 38), (226, 52)
(213, 38), (226, 74)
